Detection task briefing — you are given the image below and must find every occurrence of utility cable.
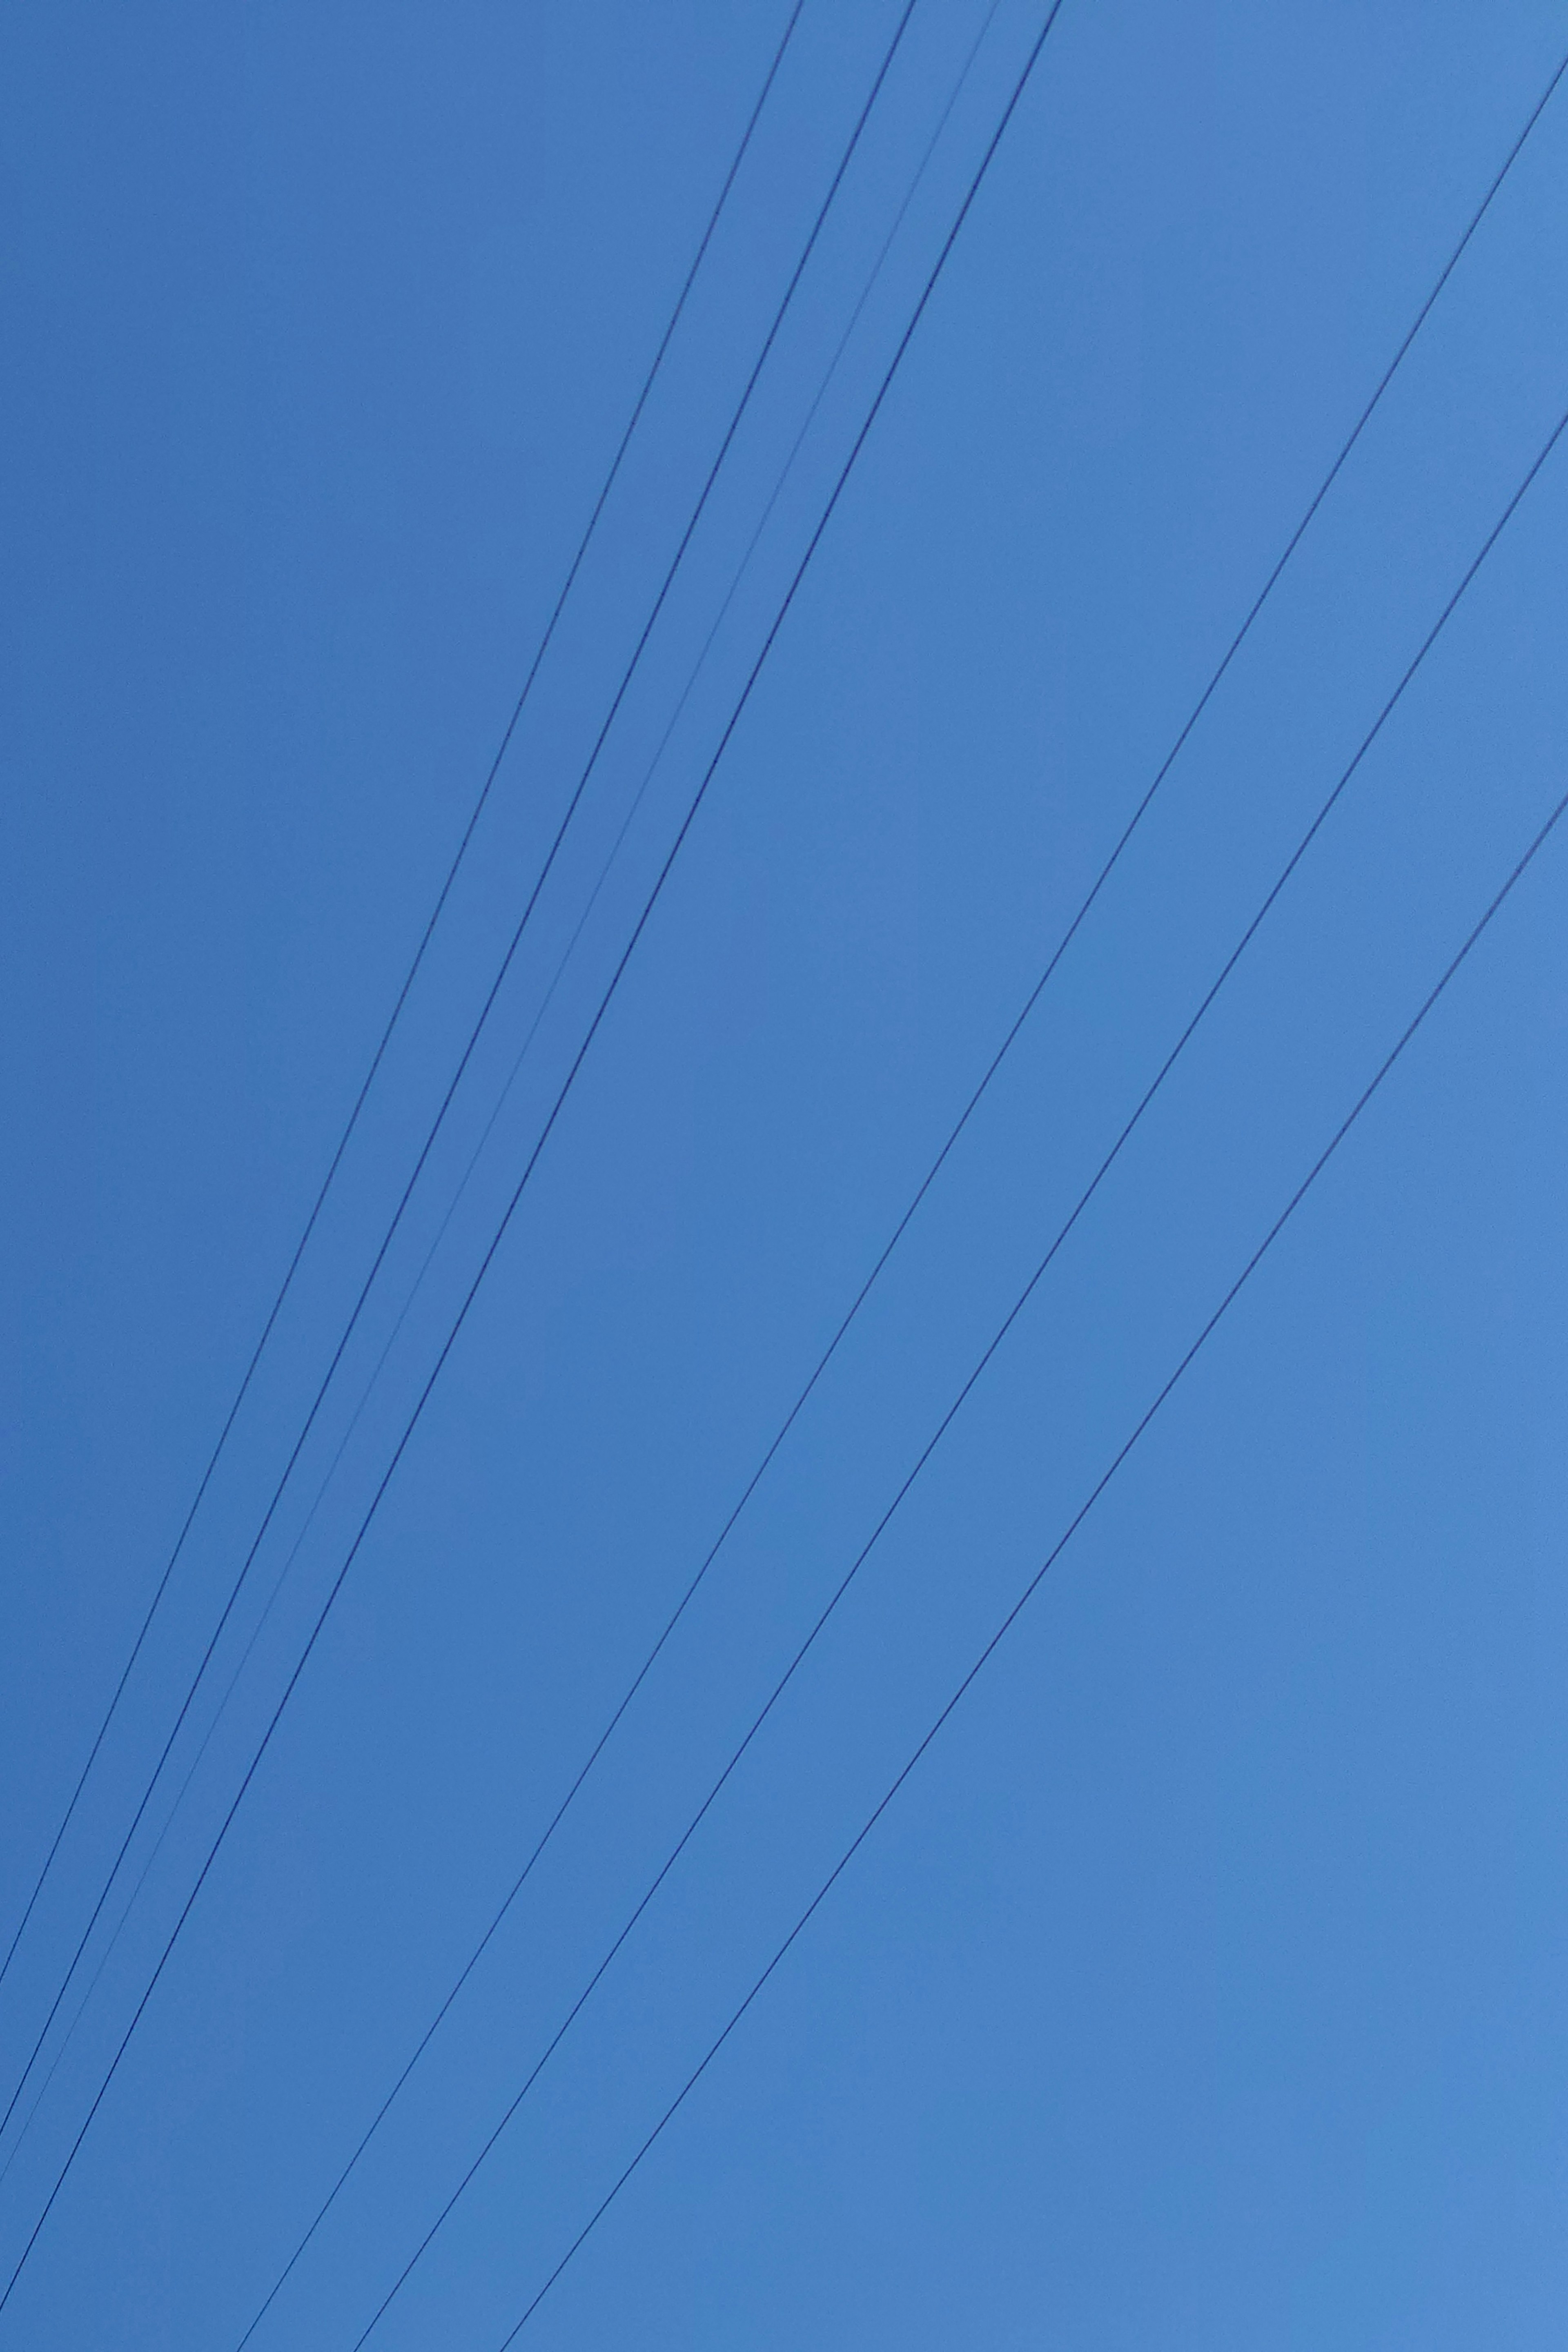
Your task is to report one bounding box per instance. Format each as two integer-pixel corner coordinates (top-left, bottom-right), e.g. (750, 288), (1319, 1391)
(221, 13), (1007, 2337)
(0, 0), (808, 2007)
(0, 0), (1054, 2317)
(493, 765), (1568, 2348)
(22, 9), (1557, 2170)
(0, 0), (916, 2159)
(231, 42), (1568, 2345)
(0, 0), (1002, 2207)
(331, 381), (1568, 2352)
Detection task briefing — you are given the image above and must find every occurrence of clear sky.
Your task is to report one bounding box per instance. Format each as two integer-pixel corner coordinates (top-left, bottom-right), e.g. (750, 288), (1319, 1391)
(3, 4), (1568, 2347)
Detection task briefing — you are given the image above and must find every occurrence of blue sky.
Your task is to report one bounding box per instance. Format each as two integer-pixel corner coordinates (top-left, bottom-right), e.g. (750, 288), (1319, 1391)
(3, 4), (1568, 2346)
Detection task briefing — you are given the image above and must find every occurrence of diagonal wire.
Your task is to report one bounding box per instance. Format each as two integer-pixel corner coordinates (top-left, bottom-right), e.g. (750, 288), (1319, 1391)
(324, 380), (1568, 2352)
(0, 0), (1002, 2224)
(395, 37), (1568, 2030)
(0, 0), (809, 2006)
(357, 25), (1568, 2107)
(0, 0), (915, 2159)
(216, 35), (1565, 2332)
(0, 0), (1049, 2319)
(217, 13), (1008, 2342)
(495, 766), (1568, 2348)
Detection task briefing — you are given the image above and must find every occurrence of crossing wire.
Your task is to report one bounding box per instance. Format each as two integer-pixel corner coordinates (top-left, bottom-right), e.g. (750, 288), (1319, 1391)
(492, 767), (1568, 2348)
(329, 385), (1568, 2352)
(0, 0), (809, 2006)
(0, 0), (918, 2162)
(0, 0), (1051, 2317)
(0, 0), (1007, 2213)
(222, 38), (1568, 2344)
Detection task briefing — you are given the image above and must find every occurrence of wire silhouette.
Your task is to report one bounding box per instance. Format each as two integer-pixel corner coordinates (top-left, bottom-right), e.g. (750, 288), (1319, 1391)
(0, 0), (809, 2008)
(214, 38), (1568, 2344)
(220, 15), (1009, 2339)
(0, 0), (1050, 2316)
(324, 378), (1568, 2352)
(0, 0), (1005, 2212)
(0, 0), (920, 2163)
(493, 768), (1568, 2346)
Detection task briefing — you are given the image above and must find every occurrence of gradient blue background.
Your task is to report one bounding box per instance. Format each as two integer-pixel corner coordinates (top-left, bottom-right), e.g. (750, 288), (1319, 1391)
(3, 3), (1568, 2345)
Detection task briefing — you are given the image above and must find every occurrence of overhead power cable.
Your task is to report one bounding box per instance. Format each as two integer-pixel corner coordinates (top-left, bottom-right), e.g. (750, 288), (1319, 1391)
(0, 0), (809, 2007)
(492, 770), (1568, 2349)
(0, 0), (920, 2163)
(0, 0), (1007, 2207)
(0, 0), (1054, 2316)
(324, 385), (1568, 2352)
(218, 42), (1568, 2345)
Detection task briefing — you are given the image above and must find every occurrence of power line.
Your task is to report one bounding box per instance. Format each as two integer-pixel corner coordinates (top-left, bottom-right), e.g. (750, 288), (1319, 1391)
(0, 0), (918, 2164)
(0, 0), (808, 2007)
(215, 41), (1568, 2344)
(0, 0), (1055, 2317)
(325, 389), (1568, 2352)
(0, 0), (1007, 2211)
(494, 770), (1568, 2348)
(219, 17), (1010, 2340)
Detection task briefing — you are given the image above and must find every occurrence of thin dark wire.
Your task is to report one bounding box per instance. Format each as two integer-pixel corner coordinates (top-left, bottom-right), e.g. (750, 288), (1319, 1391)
(226, 16), (1005, 2344)
(330, 384), (1568, 2352)
(397, 11), (1568, 2004)
(0, 0), (1030, 2313)
(0, 0), (808, 2007)
(441, 29), (1568, 1961)
(0, 1773), (163, 2194)
(0, 0), (907, 2158)
(12, 2), (1551, 2297)
(0, 0), (1000, 2220)
(457, 16), (1568, 1885)
(22, 9), (1555, 2172)
(385, 0), (1003, 1421)
(497, 773), (1568, 2346)
(208, 40), (1568, 2333)
(0, 1428), (327, 2193)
